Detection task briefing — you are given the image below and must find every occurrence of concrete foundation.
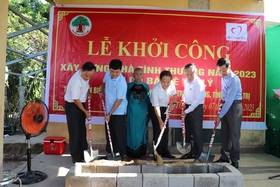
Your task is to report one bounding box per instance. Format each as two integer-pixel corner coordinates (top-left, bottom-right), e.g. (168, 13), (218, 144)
(65, 161), (243, 187)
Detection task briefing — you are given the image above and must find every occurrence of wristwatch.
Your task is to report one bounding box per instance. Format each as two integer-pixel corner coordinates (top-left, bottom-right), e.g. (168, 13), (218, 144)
(106, 113), (112, 116)
(172, 102), (177, 105)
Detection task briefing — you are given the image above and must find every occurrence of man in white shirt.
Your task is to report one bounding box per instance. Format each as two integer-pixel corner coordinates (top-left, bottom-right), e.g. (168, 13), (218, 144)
(149, 70), (178, 159)
(180, 63), (205, 162)
(64, 62), (96, 163)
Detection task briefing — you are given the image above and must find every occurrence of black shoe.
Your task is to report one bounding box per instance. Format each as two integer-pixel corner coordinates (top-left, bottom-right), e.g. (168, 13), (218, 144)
(213, 158), (230, 163)
(162, 154), (176, 159)
(231, 162), (239, 169)
(180, 153), (195, 159)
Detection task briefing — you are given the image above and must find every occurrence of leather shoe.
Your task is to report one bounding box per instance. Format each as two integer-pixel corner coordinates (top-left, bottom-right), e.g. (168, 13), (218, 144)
(162, 154), (176, 159)
(231, 162), (239, 169)
(180, 153), (195, 159)
(213, 158), (230, 163)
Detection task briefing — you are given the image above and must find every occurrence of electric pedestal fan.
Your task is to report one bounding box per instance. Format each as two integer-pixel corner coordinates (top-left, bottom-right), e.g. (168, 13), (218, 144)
(14, 100), (49, 185)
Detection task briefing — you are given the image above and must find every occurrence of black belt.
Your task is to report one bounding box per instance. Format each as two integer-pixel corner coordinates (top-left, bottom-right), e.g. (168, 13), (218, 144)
(221, 100), (241, 104)
(65, 101), (85, 105)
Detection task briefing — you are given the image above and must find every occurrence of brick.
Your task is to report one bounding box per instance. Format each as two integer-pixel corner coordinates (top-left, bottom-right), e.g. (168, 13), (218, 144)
(218, 165), (244, 187)
(208, 163), (228, 173)
(164, 165), (187, 174)
(119, 165), (141, 173)
(187, 163), (208, 173)
(168, 174), (194, 187)
(96, 165), (118, 173)
(143, 173), (168, 187)
(193, 173), (219, 187)
(117, 173), (142, 187)
(65, 166), (91, 187)
(90, 173), (117, 187)
(142, 164), (163, 173)
(81, 163), (96, 173)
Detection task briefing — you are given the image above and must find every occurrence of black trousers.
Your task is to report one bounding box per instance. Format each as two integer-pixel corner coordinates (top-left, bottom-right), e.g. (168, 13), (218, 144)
(185, 104), (204, 159)
(220, 101), (242, 162)
(64, 101), (88, 162)
(105, 115), (127, 157)
(148, 105), (170, 156)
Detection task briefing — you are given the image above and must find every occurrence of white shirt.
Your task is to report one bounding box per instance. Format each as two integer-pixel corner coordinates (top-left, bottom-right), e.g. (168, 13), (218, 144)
(150, 80), (177, 107)
(64, 70), (89, 103)
(182, 75), (205, 114)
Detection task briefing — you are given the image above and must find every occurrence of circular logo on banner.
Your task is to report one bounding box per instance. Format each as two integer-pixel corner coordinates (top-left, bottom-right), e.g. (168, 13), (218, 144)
(70, 15), (92, 37)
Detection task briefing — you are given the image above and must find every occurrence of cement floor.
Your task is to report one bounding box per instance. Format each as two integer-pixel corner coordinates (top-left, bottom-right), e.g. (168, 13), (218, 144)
(3, 132), (280, 187)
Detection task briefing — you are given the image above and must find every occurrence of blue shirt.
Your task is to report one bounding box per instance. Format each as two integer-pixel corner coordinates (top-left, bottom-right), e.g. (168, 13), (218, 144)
(103, 70), (128, 115)
(219, 71), (242, 118)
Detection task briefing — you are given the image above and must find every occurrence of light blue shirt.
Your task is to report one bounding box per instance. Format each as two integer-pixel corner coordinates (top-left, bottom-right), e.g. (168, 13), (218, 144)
(219, 71), (242, 118)
(103, 70), (128, 115)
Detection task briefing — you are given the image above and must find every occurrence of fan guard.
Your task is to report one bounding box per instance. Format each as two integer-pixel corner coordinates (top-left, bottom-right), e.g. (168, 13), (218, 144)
(20, 100), (49, 137)
(14, 100), (49, 185)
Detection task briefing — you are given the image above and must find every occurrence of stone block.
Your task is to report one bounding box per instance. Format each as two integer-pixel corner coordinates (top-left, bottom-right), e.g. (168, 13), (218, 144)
(164, 165), (187, 174)
(218, 165), (244, 187)
(117, 173), (142, 187)
(208, 163), (228, 173)
(65, 166), (91, 187)
(119, 165), (141, 173)
(142, 164), (163, 173)
(96, 165), (119, 173)
(168, 174), (194, 187)
(143, 173), (168, 187)
(90, 173), (117, 187)
(187, 163), (208, 173)
(81, 163), (96, 173)
(193, 173), (219, 187)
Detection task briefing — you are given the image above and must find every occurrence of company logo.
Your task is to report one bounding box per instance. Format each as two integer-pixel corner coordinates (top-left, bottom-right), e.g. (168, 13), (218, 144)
(70, 15), (92, 37)
(226, 23), (247, 42)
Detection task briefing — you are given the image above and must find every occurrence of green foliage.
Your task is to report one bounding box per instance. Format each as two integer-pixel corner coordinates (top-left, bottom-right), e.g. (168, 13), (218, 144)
(72, 16), (90, 26)
(5, 0), (50, 129)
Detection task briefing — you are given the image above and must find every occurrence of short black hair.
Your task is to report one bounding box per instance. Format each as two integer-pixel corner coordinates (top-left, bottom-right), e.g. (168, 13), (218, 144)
(109, 59), (122, 70)
(184, 63), (197, 72)
(82, 62), (96, 71)
(160, 70), (172, 80)
(217, 58), (230, 68)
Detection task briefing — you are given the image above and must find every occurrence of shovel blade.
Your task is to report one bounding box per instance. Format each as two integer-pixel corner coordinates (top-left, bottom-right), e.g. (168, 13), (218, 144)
(199, 152), (215, 163)
(176, 142), (191, 155)
(84, 150), (93, 163)
(106, 152), (122, 161)
(84, 149), (99, 163)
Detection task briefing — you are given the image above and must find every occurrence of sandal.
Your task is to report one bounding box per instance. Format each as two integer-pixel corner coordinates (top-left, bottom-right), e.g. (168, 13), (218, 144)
(180, 153), (195, 159)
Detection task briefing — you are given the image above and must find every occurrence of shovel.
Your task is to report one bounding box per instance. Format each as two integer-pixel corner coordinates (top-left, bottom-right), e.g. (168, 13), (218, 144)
(84, 97), (98, 163)
(198, 124), (217, 163)
(101, 99), (122, 160)
(153, 106), (170, 166)
(199, 101), (224, 162)
(176, 107), (191, 155)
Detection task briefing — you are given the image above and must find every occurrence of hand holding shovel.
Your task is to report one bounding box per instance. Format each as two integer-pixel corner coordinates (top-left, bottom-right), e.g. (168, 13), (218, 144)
(101, 98), (121, 160)
(176, 106), (191, 155)
(153, 106), (171, 166)
(199, 100), (224, 162)
(84, 97), (97, 163)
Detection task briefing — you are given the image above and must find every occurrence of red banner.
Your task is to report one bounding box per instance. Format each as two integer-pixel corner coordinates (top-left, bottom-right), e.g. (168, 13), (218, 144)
(47, 7), (266, 129)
